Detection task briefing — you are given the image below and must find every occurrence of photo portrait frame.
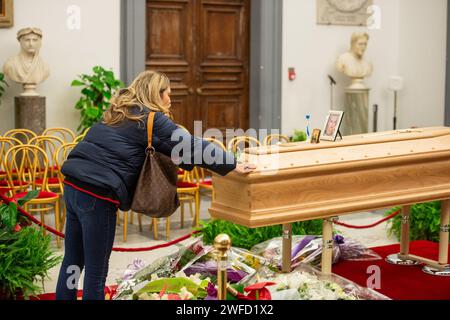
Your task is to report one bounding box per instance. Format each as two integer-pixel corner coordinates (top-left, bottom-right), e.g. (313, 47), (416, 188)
(0, 0), (14, 28)
(310, 129), (322, 144)
(321, 111), (344, 142)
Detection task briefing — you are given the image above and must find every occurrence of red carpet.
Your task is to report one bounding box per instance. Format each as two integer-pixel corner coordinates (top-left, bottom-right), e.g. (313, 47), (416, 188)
(333, 241), (450, 300)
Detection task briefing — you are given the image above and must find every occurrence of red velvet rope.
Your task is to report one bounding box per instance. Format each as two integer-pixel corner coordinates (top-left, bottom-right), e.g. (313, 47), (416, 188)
(1, 193), (403, 249)
(332, 209), (402, 229)
(0, 193), (199, 252)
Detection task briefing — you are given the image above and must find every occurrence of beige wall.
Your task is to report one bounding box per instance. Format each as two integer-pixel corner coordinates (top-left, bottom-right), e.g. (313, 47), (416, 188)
(0, 0), (121, 135)
(282, 0), (447, 135)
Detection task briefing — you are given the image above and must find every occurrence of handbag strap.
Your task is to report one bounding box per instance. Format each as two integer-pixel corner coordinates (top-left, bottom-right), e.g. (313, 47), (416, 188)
(147, 112), (156, 149)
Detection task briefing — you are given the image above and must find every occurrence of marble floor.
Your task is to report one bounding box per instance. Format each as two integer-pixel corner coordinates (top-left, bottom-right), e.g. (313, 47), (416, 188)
(40, 196), (398, 294)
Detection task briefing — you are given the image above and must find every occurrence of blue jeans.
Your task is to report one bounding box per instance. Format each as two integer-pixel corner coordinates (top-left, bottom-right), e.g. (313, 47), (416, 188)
(56, 185), (117, 300)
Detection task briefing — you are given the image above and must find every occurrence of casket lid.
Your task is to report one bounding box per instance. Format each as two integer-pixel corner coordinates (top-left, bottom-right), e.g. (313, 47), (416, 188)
(235, 127), (450, 177)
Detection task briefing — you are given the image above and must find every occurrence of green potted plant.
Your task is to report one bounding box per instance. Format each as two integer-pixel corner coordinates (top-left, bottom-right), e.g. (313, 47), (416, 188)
(0, 191), (62, 300)
(386, 202), (448, 242)
(198, 219), (323, 250)
(71, 66), (124, 133)
(290, 130), (307, 142)
(0, 72), (9, 106)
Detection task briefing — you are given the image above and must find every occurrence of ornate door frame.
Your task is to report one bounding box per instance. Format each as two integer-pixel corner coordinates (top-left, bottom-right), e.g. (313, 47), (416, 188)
(120, 0), (282, 131)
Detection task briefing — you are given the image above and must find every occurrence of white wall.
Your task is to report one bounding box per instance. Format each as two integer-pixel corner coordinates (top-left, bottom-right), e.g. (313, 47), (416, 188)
(0, 0), (121, 134)
(397, 0), (448, 129)
(282, 0), (447, 136)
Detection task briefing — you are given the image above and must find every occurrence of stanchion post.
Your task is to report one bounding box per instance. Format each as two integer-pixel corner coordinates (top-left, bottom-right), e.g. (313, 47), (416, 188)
(282, 224), (293, 273)
(439, 200), (450, 265)
(214, 234), (231, 300)
(321, 218), (334, 275)
(400, 206), (411, 256)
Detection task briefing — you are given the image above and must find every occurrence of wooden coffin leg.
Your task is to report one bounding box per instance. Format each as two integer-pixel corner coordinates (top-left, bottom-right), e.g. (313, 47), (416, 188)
(321, 218), (333, 275)
(423, 200), (450, 276)
(386, 206), (420, 266)
(282, 224), (292, 273)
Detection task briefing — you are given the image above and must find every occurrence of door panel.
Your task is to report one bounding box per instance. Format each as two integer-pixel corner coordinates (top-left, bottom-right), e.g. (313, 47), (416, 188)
(146, 0), (195, 131)
(197, 0), (249, 132)
(146, 0), (249, 133)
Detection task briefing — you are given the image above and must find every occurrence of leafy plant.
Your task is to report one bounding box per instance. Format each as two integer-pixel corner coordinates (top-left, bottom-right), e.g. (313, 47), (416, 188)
(0, 191), (38, 231)
(72, 66), (124, 133)
(291, 130), (307, 142)
(0, 191), (62, 299)
(386, 202), (448, 242)
(0, 72), (9, 106)
(198, 219), (323, 250)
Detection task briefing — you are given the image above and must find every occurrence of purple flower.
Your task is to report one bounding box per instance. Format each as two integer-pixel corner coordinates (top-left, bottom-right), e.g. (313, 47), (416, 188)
(205, 282), (218, 300)
(333, 234), (345, 244)
(184, 261), (247, 283)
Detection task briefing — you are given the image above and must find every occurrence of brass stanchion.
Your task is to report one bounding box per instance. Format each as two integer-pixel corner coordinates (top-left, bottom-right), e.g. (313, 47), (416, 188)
(214, 234), (231, 300)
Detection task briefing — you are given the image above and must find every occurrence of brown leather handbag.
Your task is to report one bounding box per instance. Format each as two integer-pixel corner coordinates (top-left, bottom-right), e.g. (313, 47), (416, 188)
(131, 112), (180, 218)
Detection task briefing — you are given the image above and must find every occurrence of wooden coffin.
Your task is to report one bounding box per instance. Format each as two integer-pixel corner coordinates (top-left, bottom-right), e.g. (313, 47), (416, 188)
(209, 127), (450, 228)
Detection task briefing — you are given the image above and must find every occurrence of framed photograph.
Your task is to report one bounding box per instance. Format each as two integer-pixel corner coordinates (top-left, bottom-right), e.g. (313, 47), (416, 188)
(0, 0), (14, 28)
(321, 111), (344, 142)
(310, 129), (321, 144)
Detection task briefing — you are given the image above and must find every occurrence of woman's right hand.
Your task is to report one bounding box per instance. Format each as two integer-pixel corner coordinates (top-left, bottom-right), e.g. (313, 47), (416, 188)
(234, 162), (257, 174)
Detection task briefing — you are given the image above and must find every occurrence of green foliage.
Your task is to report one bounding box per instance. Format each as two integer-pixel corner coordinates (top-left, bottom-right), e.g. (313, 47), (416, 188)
(72, 66), (124, 133)
(0, 192), (61, 299)
(0, 72), (9, 106)
(291, 130), (307, 142)
(386, 202), (446, 242)
(198, 219), (323, 250)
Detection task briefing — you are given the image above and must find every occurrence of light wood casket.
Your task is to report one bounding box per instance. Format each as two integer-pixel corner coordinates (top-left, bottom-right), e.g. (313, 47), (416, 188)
(209, 128), (450, 228)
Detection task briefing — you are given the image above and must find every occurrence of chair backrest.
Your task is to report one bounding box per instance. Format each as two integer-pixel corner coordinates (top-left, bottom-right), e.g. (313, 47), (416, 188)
(54, 142), (77, 194)
(4, 129), (37, 144)
(0, 137), (22, 175)
(74, 133), (87, 143)
(43, 127), (76, 143)
(4, 144), (51, 193)
(263, 134), (290, 146)
(227, 136), (261, 153)
(204, 137), (227, 151)
(29, 136), (64, 177)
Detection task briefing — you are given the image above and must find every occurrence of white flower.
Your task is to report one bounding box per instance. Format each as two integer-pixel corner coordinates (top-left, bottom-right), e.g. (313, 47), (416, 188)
(179, 287), (194, 300)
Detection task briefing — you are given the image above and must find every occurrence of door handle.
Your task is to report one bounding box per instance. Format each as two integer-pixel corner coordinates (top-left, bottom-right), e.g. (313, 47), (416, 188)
(188, 88), (194, 95)
(196, 88), (203, 95)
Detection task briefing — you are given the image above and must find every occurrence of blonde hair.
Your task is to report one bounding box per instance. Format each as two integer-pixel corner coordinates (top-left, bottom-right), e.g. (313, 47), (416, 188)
(103, 70), (171, 126)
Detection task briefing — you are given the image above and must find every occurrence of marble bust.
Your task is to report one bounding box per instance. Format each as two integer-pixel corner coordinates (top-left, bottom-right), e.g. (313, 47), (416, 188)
(336, 32), (373, 90)
(3, 27), (50, 96)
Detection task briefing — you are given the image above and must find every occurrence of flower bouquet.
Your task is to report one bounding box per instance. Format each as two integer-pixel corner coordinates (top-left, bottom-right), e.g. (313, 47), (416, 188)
(113, 237), (387, 301)
(251, 235), (381, 271)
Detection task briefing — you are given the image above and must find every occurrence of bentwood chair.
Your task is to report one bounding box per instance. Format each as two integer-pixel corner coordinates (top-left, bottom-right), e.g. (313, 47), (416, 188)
(263, 134), (290, 146)
(74, 133), (86, 143)
(43, 127), (76, 143)
(29, 135), (65, 178)
(0, 137), (24, 195)
(4, 144), (62, 247)
(227, 136), (261, 154)
(4, 129), (37, 144)
(54, 142), (77, 228)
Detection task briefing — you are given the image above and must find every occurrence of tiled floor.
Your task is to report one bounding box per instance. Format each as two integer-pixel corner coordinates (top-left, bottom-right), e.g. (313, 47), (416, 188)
(41, 196), (398, 294)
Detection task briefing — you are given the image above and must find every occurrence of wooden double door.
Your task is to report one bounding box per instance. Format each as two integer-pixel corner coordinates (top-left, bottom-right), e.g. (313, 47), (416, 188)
(146, 0), (250, 133)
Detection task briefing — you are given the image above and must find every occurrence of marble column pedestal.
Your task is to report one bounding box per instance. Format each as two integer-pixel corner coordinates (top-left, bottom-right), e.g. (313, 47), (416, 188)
(15, 96), (46, 135)
(342, 88), (370, 136)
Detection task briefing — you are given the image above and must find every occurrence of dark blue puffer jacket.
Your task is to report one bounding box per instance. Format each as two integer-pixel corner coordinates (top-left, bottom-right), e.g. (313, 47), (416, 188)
(61, 111), (236, 211)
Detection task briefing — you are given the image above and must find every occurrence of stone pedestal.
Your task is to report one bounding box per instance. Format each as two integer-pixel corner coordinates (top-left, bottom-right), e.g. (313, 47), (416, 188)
(15, 96), (46, 135)
(342, 88), (369, 136)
